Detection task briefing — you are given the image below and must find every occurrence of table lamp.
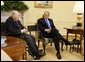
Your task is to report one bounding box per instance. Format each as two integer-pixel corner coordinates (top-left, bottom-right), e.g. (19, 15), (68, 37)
(73, 1), (84, 27)
(1, 1), (4, 6)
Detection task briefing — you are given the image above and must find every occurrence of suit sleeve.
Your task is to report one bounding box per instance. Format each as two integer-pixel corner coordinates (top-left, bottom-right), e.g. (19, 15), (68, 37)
(6, 19), (22, 35)
(37, 19), (45, 32)
(51, 19), (59, 31)
(18, 20), (25, 29)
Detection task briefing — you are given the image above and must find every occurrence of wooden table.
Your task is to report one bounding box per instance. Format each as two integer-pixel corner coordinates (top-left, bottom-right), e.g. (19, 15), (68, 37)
(64, 27), (84, 53)
(1, 36), (27, 61)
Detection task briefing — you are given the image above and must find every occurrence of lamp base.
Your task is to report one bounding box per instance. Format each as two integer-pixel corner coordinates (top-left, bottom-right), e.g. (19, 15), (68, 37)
(77, 23), (82, 27)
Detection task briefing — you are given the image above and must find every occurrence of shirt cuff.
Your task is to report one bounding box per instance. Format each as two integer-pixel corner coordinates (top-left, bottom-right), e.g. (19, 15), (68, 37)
(45, 29), (47, 32)
(21, 30), (24, 33)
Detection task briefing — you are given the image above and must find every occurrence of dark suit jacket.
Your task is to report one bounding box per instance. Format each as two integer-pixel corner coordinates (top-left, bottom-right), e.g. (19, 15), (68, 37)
(37, 18), (58, 37)
(5, 17), (25, 37)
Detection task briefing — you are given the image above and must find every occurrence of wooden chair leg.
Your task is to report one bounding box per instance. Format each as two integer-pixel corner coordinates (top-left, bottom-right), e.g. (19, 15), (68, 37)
(80, 44), (82, 53)
(22, 53), (24, 60)
(43, 45), (45, 54)
(73, 44), (74, 51)
(42, 41), (46, 55)
(70, 45), (71, 51)
(77, 44), (79, 53)
(25, 50), (27, 60)
(22, 49), (27, 60)
(50, 41), (52, 46)
(61, 41), (63, 51)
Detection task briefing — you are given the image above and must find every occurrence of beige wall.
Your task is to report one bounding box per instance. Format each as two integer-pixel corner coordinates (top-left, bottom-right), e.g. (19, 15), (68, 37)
(23, 1), (83, 36)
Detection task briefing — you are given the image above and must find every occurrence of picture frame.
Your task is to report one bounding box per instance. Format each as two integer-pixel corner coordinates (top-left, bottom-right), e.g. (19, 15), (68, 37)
(34, 1), (53, 8)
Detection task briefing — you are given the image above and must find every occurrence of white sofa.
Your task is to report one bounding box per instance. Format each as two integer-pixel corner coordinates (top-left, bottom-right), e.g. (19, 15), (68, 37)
(1, 49), (13, 61)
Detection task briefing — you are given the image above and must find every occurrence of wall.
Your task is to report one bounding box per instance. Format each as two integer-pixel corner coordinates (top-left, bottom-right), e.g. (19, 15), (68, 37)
(1, 1), (84, 36)
(23, 1), (77, 36)
(1, 11), (22, 23)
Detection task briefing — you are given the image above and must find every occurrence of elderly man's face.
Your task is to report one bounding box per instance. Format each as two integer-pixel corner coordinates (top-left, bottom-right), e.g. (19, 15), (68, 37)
(13, 12), (20, 21)
(43, 12), (49, 19)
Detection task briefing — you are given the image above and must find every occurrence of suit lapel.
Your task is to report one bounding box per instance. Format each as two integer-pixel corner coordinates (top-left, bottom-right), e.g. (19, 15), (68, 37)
(42, 18), (47, 25)
(12, 20), (19, 29)
(9, 17), (20, 29)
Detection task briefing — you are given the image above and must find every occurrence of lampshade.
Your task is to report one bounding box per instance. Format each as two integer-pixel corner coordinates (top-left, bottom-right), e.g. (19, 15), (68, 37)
(1, 1), (4, 6)
(73, 1), (84, 13)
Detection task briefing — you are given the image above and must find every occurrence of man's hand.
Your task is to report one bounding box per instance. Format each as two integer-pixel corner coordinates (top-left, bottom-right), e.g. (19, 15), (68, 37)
(22, 28), (28, 33)
(45, 29), (51, 33)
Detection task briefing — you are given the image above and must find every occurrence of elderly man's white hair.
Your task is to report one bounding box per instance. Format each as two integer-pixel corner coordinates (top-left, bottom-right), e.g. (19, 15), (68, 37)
(10, 10), (19, 17)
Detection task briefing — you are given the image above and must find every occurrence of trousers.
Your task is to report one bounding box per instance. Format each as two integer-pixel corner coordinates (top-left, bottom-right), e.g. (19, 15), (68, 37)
(43, 28), (65, 53)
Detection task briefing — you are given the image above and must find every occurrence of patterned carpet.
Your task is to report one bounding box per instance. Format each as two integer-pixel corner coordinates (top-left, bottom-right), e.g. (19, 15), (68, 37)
(20, 36), (84, 61)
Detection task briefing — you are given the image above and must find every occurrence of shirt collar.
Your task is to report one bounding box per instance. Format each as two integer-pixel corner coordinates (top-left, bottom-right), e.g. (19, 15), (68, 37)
(45, 18), (48, 21)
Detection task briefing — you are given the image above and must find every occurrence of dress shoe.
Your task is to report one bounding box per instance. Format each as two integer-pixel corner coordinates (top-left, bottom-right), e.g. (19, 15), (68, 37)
(38, 49), (46, 56)
(33, 56), (41, 60)
(38, 49), (43, 54)
(56, 53), (62, 59)
(38, 51), (46, 57)
(34, 52), (45, 60)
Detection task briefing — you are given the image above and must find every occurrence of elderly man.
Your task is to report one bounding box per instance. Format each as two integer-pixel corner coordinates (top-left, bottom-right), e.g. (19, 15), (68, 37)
(37, 11), (73, 59)
(5, 10), (44, 60)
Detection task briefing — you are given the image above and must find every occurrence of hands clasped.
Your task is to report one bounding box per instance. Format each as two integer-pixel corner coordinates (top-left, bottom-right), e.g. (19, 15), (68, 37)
(45, 29), (51, 33)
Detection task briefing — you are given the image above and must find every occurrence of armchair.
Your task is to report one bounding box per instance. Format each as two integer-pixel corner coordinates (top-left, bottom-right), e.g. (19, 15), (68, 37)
(37, 23), (64, 55)
(1, 22), (7, 36)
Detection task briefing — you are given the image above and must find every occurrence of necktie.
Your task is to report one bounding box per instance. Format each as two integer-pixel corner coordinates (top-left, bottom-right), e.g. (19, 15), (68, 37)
(46, 19), (51, 29)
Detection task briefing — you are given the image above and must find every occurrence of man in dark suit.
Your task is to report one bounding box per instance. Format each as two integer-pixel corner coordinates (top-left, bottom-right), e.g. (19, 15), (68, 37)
(5, 10), (44, 60)
(37, 11), (73, 59)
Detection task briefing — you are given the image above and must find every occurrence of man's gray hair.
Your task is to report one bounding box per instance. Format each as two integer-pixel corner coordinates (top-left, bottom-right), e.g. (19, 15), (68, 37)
(10, 10), (19, 17)
(44, 11), (50, 16)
